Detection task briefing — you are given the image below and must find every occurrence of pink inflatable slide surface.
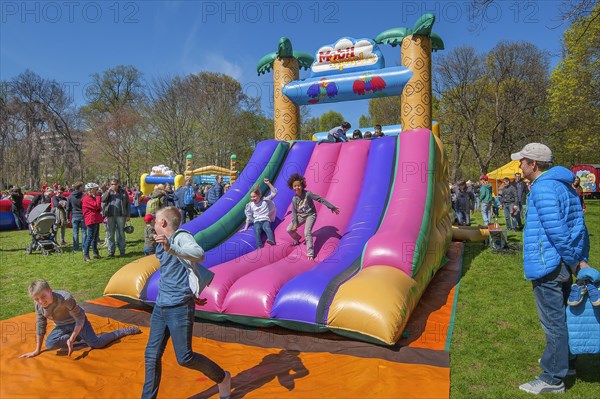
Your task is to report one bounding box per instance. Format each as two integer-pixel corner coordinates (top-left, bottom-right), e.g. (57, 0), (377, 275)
(202, 140), (371, 317)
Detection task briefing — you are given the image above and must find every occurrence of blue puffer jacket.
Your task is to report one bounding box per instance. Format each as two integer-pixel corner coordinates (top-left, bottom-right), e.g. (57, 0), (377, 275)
(523, 166), (589, 280)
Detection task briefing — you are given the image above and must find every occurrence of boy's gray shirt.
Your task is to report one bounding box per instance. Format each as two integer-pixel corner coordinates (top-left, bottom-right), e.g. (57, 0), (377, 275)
(291, 190), (335, 225)
(35, 290), (85, 335)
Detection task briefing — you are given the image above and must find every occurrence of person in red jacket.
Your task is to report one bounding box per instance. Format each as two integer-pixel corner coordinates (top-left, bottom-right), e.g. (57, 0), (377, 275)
(82, 183), (103, 262)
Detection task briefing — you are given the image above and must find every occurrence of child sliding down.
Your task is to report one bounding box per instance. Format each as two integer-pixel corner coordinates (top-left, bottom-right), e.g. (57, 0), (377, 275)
(286, 173), (339, 261)
(241, 178), (278, 248)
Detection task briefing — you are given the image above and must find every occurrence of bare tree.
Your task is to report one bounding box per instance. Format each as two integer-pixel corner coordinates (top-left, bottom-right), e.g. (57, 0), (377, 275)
(83, 65), (146, 185)
(435, 46), (486, 180)
(4, 71), (86, 187)
(0, 81), (18, 188)
(469, 0), (599, 40)
(184, 72), (264, 167)
(87, 107), (145, 185)
(436, 42), (550, 177)
(146, 75), (198, 173)
(479, 41), (550, 169)
(8, 71), (49, 189)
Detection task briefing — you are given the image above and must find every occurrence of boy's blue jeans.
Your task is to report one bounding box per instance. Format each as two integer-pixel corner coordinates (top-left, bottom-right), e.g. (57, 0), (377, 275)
(107, 216), (126, 255)
(532, 263), (572, 386)
(83, 224), (100, 258)
(46, 316), (125, 350)
(142, 299), (225, 399)
(481, 202), (491, 226)
(71, 216), (86, 251)
(456, 210), (470, 226)
(503, 204), (515, 230)
(254, 220), (274, 248)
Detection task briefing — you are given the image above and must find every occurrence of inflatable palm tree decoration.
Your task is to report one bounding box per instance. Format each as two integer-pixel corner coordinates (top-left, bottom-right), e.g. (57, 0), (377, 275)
(375, 13), (444, 131)
(257, 37), (314, 140)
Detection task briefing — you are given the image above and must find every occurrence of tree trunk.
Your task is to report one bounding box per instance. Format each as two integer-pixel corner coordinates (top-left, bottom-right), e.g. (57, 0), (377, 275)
(273, 58), (300, 141)
(401, 35), (432, 131)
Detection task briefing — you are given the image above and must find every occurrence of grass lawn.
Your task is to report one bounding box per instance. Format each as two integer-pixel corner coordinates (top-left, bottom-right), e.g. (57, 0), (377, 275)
(1, 202), (599, 397)
(450, 199), (600, 398)
(0, 216), (149, 319)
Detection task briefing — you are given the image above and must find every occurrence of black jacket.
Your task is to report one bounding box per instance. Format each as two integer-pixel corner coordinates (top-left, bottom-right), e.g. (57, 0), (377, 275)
(66, 191), (84, 218)
(26, 194), (51, 214)
(501, 184), (517, 205)
(514, 180), (529, 204)
(455, 190), (474, 212)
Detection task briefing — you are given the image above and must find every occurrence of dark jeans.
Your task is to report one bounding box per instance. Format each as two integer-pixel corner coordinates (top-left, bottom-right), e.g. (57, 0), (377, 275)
(144, 245), (156, 256)
(11, 205), (26, 230)
(72, 216), (87, 251)
(83, 223), (100, 258)
(254, 220), (275, 248)
(46, 316), (127, 350)
(142, 299), (225, 399)
(532, 263), (572, 385)
(514, 201), (524, 229)
(180, 204), (196, 223)
(107, 216), (126, 255)
(503, 204), (515, 230)
(456, 210), (470, 226)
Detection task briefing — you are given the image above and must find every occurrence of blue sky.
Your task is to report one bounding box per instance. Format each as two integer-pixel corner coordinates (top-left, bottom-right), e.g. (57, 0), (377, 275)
(1, 1), (569, 129)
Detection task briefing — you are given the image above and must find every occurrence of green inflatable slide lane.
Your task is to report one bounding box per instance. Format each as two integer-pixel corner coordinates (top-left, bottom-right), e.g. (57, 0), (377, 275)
(194, 141), (290, 251)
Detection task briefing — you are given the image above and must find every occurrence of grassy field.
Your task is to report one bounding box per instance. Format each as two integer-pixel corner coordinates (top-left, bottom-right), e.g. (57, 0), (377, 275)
(0, 217), (150, 319)
(1, 202), (599, 397)
(450, 199), (600, 398)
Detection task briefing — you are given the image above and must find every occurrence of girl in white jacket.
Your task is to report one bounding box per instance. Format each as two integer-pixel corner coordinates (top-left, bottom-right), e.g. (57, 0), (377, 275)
(241, 178), (277, 248)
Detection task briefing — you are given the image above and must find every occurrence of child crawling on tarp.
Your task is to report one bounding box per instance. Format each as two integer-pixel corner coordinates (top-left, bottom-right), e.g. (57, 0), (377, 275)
(19, 279), (141, 358)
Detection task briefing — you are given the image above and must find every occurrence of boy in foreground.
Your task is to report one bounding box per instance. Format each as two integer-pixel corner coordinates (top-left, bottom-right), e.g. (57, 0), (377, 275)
(142, 206), (231, 399)
(19, 279), (140, 358)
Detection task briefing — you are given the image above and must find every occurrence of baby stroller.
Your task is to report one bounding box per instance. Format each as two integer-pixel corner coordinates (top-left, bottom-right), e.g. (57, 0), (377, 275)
(26, 203), (63, 256)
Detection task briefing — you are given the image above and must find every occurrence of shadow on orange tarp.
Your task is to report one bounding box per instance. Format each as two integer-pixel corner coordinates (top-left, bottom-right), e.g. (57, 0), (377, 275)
(0, 243), (463, 399)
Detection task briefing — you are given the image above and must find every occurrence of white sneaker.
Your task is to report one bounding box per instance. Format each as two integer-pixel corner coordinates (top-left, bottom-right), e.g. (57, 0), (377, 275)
(519, 378), (565, 394)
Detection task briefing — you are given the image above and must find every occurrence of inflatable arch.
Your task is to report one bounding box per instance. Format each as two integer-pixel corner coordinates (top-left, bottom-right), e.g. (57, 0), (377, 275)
(106, 13), (457, 345)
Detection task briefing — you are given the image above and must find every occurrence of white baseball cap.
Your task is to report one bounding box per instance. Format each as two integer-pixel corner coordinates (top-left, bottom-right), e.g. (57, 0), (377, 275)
(511, 143), (553, 163)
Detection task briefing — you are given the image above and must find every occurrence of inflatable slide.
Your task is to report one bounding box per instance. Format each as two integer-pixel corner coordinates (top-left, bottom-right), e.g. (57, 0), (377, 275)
(105, 129), (451, 345)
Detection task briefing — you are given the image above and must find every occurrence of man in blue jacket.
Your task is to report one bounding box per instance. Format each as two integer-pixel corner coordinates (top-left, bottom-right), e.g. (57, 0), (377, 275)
(512, 143), (590, 395)
(206, 175), (224, 207)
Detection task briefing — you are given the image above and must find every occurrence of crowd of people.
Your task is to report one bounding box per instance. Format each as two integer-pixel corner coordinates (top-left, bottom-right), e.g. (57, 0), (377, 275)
(2, 175), (232, 262)
(450, 168), (586, 233)
(325, 122), (386, 143)
(450, 173), (528, 231)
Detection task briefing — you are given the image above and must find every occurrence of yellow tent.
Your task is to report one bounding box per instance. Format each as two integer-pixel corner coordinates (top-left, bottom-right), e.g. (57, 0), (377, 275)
(487, 160), (523, 195)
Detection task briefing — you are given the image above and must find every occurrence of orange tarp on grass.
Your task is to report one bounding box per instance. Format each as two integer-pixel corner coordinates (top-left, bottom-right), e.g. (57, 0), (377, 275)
(0, 243), (463, 399)
(0, 314), (448, 398)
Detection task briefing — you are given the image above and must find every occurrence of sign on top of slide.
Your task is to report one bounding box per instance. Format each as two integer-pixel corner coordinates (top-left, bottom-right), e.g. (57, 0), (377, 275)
(311, 37), (385, 77)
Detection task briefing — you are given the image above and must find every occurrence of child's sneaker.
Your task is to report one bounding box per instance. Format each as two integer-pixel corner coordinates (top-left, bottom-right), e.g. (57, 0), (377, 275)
(118, 326), (142, 338)
(586, 282), (600, 306)
(567, 283), (587, 306)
